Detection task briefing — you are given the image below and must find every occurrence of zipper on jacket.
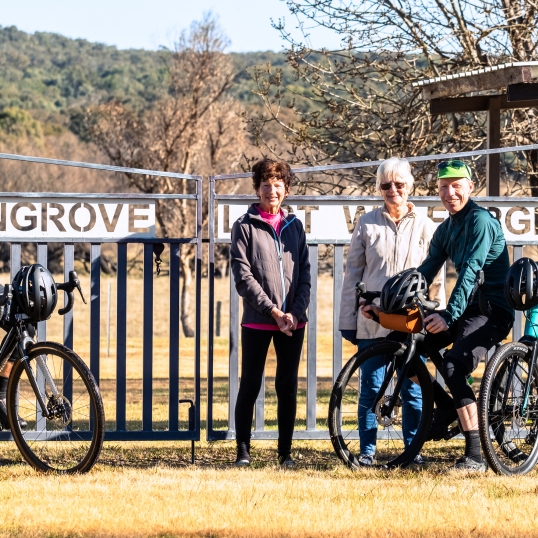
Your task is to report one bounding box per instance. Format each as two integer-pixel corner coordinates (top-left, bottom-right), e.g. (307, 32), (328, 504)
(271, 217), (295, 312)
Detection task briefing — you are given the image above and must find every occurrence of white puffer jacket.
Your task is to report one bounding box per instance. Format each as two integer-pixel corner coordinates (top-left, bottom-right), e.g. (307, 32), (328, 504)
(339, 203), (446, 339)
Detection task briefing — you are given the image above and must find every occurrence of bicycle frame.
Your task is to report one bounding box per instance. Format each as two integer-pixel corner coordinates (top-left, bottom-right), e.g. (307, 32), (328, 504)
(370, 334), (420, 420)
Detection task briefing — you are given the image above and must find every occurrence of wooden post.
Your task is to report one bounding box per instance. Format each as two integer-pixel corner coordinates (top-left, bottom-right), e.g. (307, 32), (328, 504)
(486, 96), (501, 196)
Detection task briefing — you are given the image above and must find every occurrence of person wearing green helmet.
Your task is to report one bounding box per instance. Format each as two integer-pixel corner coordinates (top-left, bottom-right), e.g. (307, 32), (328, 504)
(417, 159), (513, 471)
(363, 158), (514, 471)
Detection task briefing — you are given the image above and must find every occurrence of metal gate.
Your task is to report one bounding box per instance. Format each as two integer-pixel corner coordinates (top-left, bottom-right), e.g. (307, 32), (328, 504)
(207, 147), (538, 441)
(0, 153), (202, 444)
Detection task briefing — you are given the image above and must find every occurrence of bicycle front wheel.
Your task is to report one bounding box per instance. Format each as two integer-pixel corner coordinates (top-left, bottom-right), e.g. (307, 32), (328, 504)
(479, 342), (538, 476)
(329, 341), (434, 469)
(7, 342), (105, 473)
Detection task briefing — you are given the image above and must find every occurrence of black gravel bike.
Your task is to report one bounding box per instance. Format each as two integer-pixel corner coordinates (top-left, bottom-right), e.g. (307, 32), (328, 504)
(0, 270), (105, 473)
(328, 282), (439, 468)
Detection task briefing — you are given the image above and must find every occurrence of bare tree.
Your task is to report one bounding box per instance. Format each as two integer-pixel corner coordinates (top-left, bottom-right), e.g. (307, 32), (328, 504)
(84, 13), (247, 336)
(247, 0), (538, 195)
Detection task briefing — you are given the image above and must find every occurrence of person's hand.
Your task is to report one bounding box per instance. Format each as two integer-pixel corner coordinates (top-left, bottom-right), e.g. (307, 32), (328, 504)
(284, 312), (298, 331)
(361, 304), (381, 319)
(424, 313), (449, 334)
(341, 330), (358, 345)
(271, 307), (293, 336)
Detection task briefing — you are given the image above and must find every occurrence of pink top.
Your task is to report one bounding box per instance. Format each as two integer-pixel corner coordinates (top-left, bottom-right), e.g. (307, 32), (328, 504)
(243, 205), (305, 331)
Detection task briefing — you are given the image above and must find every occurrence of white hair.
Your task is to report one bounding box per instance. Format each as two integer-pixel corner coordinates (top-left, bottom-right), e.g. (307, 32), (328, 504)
(376, 157), (414, 194)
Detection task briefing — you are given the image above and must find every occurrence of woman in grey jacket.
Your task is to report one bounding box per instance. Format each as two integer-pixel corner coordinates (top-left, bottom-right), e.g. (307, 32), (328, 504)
(339, 157), (445, 466)
(230, 157), (310, 467)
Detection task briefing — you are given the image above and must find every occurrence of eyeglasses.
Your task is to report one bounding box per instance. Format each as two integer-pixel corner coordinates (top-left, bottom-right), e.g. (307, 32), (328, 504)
(437, 160), (468, 170)
(380, 182), (406, 191)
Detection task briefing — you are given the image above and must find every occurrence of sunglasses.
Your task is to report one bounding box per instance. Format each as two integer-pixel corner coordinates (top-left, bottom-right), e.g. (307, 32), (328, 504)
(380, 181), (406, 191)
(437, 160), (469, 170)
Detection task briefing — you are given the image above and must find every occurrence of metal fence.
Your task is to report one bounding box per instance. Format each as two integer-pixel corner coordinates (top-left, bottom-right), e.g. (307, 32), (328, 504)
(1, 145), (538, 446)
(0, 153), (203, 447)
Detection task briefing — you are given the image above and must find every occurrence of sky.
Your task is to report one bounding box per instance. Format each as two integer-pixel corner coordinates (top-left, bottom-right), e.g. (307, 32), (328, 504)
(0, 0), (344, 52)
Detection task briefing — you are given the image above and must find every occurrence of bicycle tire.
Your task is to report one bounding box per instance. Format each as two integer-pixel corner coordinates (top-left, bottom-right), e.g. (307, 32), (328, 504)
(479, 342), (538, 475)
(7, 342), (105, 473)
(329, 340), (434, 469)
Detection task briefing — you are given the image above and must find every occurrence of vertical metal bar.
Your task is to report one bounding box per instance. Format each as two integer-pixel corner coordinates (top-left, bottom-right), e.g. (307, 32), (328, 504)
(169, 243), (180, 431)
(63, 244), (74, 411)
(194, 177), (203, 437)
(116, 243), (127, 431)
(10, 243), (21, 280)
(254, 372), (265, 431)
(513, 246), (524, 341)
(333, 245), (344, 384)
(107, 282), (111, 358)
(229, 261), (239, 434)
(207, 177), (216, 438)
(36, 244), (47, 341)
(90, 244), (101, 384)
(63, 244), (75, 349)
(142, 243), (153, 431)
(307, 244), (318, 431)
(36, 243), (47, 432)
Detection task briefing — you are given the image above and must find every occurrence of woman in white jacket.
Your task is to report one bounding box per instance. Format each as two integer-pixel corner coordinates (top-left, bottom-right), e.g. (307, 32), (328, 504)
(339, 157), (446, 466)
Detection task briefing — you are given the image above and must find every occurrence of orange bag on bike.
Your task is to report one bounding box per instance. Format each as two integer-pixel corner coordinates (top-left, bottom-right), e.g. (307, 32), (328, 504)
(378, 308), (423, 334)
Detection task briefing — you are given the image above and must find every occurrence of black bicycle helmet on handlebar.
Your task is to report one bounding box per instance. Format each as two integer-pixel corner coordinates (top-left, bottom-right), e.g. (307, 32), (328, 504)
(504, 257), (538, 311)
(380, 268), (428, 314)
(12, 264), (58, 321)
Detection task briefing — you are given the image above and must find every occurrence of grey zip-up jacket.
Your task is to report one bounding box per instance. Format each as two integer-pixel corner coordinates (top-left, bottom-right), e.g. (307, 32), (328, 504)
(339, 204), (446, 339)
(230, 204), (311, 326)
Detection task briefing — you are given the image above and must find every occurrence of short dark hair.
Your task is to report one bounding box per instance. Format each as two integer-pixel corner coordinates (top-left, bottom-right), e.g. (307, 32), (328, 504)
(251, 158), (294, 191)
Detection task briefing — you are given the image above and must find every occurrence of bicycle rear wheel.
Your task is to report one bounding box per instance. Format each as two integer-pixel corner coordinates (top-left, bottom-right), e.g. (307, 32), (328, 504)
(7, 342), (105, 473)
(329, 341), (433, 469)
(479, 342), (538, 475)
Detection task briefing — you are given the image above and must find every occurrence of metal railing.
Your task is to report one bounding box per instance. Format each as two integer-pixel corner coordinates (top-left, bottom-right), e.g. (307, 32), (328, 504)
(207, 147), (538, 441)
(0, 152), (203, 448)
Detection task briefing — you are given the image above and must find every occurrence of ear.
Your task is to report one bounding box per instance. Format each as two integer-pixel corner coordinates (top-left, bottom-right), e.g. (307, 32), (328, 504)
(469, 181), (475, 193)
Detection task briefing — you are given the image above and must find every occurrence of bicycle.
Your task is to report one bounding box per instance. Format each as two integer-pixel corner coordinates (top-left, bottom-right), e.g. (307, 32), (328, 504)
(478, 257), (538, 475)
(0, 264), (105, 473)
(328, 278), (439, 468)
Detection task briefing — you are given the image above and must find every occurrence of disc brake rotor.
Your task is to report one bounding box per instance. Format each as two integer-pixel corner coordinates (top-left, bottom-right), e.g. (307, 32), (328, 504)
(46, 395), (72, 427)
(375, 395), (401, 427)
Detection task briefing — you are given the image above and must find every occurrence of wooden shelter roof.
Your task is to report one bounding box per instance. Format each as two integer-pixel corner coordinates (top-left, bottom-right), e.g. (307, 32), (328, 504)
(412, 62), (538, 100)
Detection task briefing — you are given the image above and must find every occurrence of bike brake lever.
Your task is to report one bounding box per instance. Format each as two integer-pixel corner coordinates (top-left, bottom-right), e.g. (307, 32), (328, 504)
(69, 271), (87, 305)
(76, 283), (87, 305)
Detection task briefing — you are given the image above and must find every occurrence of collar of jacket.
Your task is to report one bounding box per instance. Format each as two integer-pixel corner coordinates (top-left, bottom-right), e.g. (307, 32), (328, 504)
(246, 203), (296, 226)
(381, 202), (416, 228)
(449, 198), (476, 224)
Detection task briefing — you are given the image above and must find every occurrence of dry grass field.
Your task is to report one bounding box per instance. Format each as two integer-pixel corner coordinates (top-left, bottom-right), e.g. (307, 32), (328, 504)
(0, 270), (535, 537)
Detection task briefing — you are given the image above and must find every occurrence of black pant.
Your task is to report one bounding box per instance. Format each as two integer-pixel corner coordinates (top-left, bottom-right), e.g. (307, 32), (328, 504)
(391, 306), (513, 409)
(235, 326), (305, 455)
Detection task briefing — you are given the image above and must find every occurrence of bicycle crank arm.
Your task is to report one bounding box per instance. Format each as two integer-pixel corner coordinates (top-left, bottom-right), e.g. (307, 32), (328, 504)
(20, 357), (51, 419)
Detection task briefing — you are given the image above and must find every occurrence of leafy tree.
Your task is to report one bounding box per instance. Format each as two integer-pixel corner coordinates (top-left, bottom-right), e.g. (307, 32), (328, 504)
(247, 0), (538, 195)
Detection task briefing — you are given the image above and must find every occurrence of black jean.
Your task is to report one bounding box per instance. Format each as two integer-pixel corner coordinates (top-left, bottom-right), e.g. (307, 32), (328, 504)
(235, 326), (305, 455)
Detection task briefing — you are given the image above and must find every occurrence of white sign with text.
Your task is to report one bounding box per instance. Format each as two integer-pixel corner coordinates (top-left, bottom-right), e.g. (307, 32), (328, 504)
(217, 198), (538, 244)
(0, 197), (156, 241)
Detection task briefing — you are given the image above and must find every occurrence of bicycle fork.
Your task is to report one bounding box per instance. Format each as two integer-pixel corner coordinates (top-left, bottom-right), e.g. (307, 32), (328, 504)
(371, 339), (416, 420)
(521, 340), (538, 418)
(17, 330), (58, 420)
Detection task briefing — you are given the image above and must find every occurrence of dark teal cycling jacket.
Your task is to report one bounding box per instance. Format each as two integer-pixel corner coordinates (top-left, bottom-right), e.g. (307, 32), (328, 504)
(417, 199), (513, 327)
